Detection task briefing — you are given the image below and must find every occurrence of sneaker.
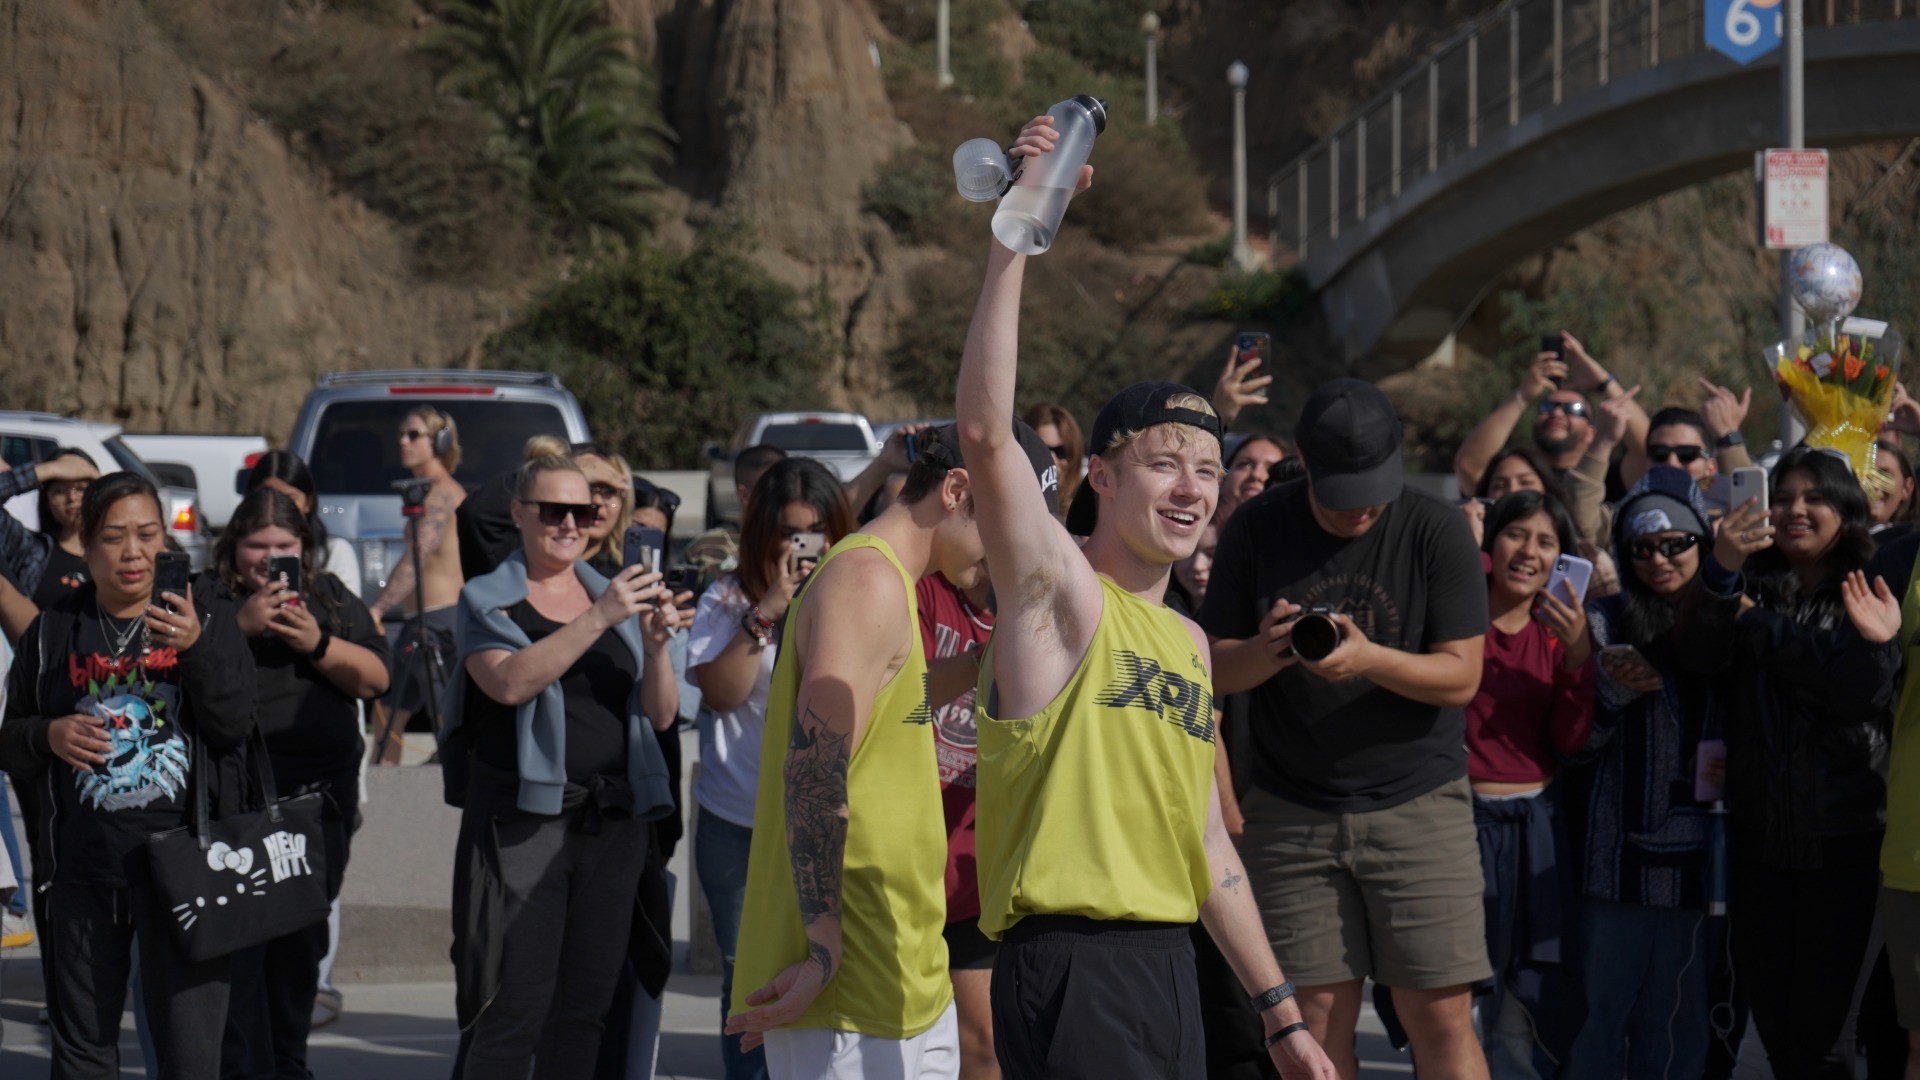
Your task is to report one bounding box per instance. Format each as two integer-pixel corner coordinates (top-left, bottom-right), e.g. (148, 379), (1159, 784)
(311, 988), (343, 1029)
(1, 910), (32, 949)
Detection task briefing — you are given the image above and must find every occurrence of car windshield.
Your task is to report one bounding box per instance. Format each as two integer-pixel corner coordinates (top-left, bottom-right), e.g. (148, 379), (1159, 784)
(759, 422), (870, 453)
(307, 400), (570, 495)
(101, 437), (162, 485)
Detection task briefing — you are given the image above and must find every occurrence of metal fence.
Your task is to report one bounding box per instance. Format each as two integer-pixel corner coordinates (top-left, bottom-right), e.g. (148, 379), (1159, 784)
(1268, 0), (1915, 264)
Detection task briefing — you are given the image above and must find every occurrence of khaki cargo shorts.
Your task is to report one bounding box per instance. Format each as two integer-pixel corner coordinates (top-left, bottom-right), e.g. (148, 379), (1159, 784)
(1240, 776), (1491, 989)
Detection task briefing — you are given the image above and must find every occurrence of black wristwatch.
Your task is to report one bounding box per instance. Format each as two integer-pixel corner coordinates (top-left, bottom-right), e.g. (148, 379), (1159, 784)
(309, 628), (332, 663)
(1250, 980), (1297, 1012)
(1716, 431), (1745, 450)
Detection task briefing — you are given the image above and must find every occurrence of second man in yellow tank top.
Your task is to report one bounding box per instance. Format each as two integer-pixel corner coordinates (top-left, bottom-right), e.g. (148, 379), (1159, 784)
(726, 423), (1060, 1079)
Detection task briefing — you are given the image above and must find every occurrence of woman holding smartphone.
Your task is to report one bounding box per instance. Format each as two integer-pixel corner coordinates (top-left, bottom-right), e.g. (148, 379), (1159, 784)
(1561, 467), (1770, 1080)
(205, 488), (390, 1078)
(1721, 448), (1902, 1078)
(685, 457), (851, 1080)
(1463, 490), (1594, 1077)
(442, 454), (680, 1078)
(0, 471), (255, 1078)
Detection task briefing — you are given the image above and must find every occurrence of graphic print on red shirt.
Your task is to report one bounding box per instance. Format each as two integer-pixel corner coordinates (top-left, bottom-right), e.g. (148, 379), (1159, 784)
(915, 573), (994, 923)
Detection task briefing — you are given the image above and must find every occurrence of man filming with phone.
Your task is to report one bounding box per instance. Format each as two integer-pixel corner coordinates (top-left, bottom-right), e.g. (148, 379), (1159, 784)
(368, 406), (468, 763)
(1453, 332), (1649, 498)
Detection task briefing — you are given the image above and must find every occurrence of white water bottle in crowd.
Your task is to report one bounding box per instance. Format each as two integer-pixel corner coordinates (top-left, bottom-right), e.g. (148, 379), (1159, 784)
(986, 94), (1107, 255)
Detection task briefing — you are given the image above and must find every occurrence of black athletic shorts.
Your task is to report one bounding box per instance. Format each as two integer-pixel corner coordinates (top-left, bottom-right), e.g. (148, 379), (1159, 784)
(943, 916), (998, 971)
(990, 915), (1203, 1080)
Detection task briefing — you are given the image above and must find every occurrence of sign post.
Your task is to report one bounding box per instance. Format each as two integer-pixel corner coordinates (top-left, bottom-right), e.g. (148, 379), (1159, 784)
(1706, 0), (1784, 65)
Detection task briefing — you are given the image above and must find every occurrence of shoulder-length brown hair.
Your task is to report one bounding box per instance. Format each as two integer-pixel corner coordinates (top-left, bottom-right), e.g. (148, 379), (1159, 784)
(738, 458), (853, 604)
(1023, 402), (1084, 508)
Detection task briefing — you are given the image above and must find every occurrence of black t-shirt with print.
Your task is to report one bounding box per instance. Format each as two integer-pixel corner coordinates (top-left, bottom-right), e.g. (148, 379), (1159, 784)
(1197, 481), (1489, 813)
(33, 545), (90, 609)
(45, 612), (192, 886)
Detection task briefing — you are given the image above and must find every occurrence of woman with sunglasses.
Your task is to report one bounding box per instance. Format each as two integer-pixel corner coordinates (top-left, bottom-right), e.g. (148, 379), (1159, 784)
(570, 447), (632, 577)
(1023, 402), (1084, 514)
(441, 454), (681, 1078)
(206, 488), (390, 1079)
(1718, 448), (1901, 1078)
(1561, 467), (1771, 1080)
(686, 457), (852, 1080)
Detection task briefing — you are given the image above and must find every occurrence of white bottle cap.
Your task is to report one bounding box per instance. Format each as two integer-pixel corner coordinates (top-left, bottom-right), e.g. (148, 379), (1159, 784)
(952, 138), (1013, 203)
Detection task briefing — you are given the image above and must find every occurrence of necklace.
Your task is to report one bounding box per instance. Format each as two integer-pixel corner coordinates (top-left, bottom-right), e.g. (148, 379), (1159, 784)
(97, 602), (147, 666)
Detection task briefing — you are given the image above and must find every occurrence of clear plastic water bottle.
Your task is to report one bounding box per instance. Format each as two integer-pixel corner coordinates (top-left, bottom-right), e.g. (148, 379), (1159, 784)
(991, 95), (1107, 255)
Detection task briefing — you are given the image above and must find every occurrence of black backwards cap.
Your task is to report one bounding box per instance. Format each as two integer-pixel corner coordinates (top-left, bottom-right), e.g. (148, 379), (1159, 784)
(1064, 381), (1224, 536)
(919, 420), (1061, 516)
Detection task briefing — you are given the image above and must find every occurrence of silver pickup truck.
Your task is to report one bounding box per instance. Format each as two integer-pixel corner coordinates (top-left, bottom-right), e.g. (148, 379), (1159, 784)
(285, 370), (592, 605)
(702, 410), (880, 528)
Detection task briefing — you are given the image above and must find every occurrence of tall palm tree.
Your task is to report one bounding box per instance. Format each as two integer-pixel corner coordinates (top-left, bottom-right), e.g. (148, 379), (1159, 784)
(432, 0), (673, 245)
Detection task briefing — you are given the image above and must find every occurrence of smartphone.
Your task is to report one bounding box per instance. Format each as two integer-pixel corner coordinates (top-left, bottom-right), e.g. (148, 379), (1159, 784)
(904, 432), (919, 463)
(1542, 553), (1594, 608)
(1729, 465), (1769, 513)
(1236, 332), (1271, 364)
(152, 551), (190, 613)
(789, 531), (826, 573)
(623, 525), (666, 575)
(1600, 642), (1650, 673)
(1540, 334), (1565, 359)
(267, 554), (303, 607)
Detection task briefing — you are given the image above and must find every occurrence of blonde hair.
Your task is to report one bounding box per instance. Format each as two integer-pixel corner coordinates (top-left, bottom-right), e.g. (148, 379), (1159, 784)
(1100, 393), (1221, 458)
(512, 454), (584, 500)
(408, 406), (462, 472)
(523, 434), (569, 462)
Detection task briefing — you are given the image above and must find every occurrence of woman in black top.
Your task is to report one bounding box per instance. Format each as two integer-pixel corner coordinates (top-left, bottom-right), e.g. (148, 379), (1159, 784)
(207, 488), (390, 1079)
(0, 449), (105, 623)
(444, 455), (680, 1079)
(0, 471), (256, 1079)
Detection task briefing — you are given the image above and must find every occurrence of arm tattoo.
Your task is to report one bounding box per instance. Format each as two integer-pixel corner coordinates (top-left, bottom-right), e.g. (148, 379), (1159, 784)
(372, 487), (455, 611)
(1221, 867), (1244, 893)
(807, 939), (834, 982)
(785, 705), (851, 928)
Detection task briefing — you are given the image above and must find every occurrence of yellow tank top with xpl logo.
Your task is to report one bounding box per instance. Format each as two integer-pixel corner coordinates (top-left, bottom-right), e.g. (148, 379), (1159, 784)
(975, 575), (1217, 938)
(730, 533), (951, 1039)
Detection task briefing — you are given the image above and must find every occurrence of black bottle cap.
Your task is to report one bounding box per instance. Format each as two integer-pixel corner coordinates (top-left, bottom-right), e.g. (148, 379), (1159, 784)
(1074, 95), (1108, 135)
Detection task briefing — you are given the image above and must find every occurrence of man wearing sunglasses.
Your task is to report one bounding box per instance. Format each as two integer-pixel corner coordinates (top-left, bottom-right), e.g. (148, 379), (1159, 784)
(1453, 332), (1649, 499)
(1638, 408), (1718, 484)
(368, 407), (469, 762)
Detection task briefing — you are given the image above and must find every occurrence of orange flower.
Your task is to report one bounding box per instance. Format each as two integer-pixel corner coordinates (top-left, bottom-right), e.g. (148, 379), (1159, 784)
(1845, 356), (1867, 382)
(1878, 366), (1892, 380)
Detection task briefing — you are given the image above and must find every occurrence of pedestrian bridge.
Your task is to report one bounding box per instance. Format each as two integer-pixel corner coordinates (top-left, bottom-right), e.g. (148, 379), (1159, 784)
(1267, 0), (1920, 369)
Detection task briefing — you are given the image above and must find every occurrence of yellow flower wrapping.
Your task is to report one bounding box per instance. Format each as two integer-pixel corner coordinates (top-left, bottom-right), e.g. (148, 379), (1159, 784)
(1775, 357), (1896, 497)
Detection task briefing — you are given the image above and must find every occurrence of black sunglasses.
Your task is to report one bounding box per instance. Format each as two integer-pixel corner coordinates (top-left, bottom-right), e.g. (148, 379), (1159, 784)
(1048, 444), (1070, 460)
(525, 501), (598, 527)
(1537, 400), (1589, 419)
(1629, 534), (1702, 562)
(587, 482), (625, 502)
(1647, 443), (1706, 465)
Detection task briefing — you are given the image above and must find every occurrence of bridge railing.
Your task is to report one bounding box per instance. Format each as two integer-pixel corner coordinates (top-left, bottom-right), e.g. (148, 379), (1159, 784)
(1268, 0), (1915, 267)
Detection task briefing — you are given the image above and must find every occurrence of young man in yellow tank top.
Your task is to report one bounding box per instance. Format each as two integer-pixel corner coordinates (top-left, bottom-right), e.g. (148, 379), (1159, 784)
(725, 424), (1059, 1080)
(953, 117), (1337, 1080)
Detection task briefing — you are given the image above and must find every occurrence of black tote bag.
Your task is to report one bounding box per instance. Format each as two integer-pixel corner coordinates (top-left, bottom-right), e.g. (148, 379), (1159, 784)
(145, 729), (331, 963)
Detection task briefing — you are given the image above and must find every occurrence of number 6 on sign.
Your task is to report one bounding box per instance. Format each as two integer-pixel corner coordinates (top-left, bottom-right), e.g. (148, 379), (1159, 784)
(1707, 0), (1783, 65)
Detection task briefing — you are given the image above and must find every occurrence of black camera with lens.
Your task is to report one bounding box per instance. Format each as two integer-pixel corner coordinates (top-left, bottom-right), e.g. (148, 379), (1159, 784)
(1287, 605), (1345, 662)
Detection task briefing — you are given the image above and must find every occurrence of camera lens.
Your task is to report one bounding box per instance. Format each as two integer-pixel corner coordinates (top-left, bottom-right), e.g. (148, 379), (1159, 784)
(1291, 613), (1342, 662)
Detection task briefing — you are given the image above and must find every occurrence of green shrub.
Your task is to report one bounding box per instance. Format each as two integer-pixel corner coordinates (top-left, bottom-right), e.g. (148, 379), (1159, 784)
(485, 228), (833, 468)
(1198, 268), (1312, 323)
(1022, 0), (1155, 76)
(863, 148), (957, 243)
(1186, 233), (1232, 267)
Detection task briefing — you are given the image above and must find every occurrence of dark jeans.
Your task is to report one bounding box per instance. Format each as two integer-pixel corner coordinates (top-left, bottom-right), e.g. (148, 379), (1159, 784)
(1563, 900), (1716, 1080)
(459, 808), (649, 1080)
(1732, 837), (1880, 1079)
(44, 878), (231, 1080)
(693, 807), (767, 1080)
(222, 793), (352, 1079)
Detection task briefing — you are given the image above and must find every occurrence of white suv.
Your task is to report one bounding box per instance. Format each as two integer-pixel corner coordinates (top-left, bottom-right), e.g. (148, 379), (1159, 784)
(0, 412), (210, 570)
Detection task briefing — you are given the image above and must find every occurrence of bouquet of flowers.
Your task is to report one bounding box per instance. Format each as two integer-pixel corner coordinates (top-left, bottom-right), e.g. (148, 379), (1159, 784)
(1769, 318), (1905, 496)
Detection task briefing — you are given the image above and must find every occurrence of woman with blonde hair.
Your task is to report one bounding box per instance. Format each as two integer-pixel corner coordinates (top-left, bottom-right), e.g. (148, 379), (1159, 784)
(1023, 402), (1085, 513)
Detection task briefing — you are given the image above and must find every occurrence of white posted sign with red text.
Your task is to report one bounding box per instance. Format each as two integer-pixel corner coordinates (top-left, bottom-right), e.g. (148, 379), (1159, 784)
(1762, 149), (1829, 249)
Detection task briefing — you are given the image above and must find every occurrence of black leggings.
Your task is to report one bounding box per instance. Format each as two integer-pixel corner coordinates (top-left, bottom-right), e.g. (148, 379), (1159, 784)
(1731, 835), (1880, 1078)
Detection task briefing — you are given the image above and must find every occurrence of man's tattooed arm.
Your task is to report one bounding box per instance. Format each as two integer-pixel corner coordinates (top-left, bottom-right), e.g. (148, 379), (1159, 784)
(786, 703), (851, 979)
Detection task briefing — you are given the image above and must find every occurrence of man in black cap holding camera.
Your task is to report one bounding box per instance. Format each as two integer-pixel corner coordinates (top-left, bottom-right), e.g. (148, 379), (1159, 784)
(1200, 378), (1493, 1079)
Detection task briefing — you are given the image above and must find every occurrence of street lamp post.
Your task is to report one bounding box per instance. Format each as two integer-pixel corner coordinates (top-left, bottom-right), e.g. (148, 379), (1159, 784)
(1141, 12), (1160, 125)
(1229, 60), (1255, 270)
(937, 0), (953, 88)
(1778, 0), (1806, 449)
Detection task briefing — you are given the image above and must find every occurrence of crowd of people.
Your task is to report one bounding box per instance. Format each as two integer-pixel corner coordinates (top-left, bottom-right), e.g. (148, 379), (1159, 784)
(4, 114), (1920, 1080)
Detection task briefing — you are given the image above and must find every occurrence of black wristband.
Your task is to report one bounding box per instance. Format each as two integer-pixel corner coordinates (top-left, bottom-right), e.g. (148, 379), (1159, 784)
(1249, 980), (1296, 1012)
(1263, 1021), (1311, 1049)
(1596, 373), (1616, 392)
(1716, 431), (1745, 450)
(309, 627), (332, 664)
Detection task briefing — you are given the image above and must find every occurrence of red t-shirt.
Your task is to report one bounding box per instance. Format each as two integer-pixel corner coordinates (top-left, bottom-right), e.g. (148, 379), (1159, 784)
(1466, 616), (1596, 784)
(915, 574), (994, 923)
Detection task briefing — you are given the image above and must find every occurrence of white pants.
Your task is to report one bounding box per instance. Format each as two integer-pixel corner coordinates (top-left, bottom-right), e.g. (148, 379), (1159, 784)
(765, 1002), (960, 1080)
